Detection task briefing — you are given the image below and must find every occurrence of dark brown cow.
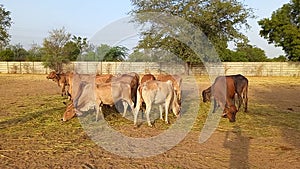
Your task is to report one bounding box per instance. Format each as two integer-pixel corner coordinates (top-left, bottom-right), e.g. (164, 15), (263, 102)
(202, 74), (248, 112)
(211, 76), (238, 122)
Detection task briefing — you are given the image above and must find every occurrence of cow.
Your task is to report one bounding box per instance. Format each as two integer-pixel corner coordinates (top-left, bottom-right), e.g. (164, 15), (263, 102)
(137, 74), (157, 114)
(112, 73), (139, 106)
(46, 71), (72, 97)
(94, 81), (134, 121)
(211, 76), (238, 122)
(95, 74), (113, 84)
(67, 73), (113, 101)
(231, 74), (248, 112)
(62, 80), (134, 122)
(156, 74), (182, 105)
(140, 73), (156, 84)
(134, 80), (181, 127)
(62, 102), (78, 122)
(202, 74), (248, 112)
(62, 80), (95, 122)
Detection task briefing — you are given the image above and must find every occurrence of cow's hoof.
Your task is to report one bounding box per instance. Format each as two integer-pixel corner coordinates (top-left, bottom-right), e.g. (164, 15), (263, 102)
(75, 112), (83, 117)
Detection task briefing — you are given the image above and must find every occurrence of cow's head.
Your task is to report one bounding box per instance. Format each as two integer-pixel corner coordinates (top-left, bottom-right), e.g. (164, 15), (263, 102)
(62, 102), (76, 122)
(222, 105), (238, 122)
(202, 87), (211, 102)
(47, 71), (57, 79)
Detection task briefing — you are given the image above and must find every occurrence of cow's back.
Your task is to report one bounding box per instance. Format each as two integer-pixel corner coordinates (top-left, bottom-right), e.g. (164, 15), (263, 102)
(142, 80), (173, 105)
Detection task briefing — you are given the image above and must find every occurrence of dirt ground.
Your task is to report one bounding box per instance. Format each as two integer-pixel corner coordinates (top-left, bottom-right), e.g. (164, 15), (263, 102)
(0, 74), (299, 169)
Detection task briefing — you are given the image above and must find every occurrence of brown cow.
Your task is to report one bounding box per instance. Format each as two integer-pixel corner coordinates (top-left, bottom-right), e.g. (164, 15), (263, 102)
(112, 73), (139, 106)
(62, 80), (134, 122)
(134, 80), (180, 127)
(137, 74), (156, 113)
(94, 81), (134, 121)
(62, 80), (95, 121)
(156, 74), (182, 105)
(66, 73), (113, 101)
(62, 102), (78, 122)
(95, 74), (113, 84)
(47, 71), (71, 97)
(211, 76), (238, 122)
(202, 74), (248, 112)
(140, 73), (156, 84)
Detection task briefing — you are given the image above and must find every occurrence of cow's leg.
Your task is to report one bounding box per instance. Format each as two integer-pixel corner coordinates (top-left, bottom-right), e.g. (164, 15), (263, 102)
(122, 101), (128, 117)
(95, 105), (100, 121)
(159, 105), (163, 120)
(61, 84), (65, 96)
(95, 103), (103, 122)
(244, 94), (248, 112)
(133, 107), (139, 126)
(236, 94), (242, 111)
(145, 104), (152, 127)
(128, 100), (135, 116)
(164, 103), (169, 124)
(212, 99), (218, 113)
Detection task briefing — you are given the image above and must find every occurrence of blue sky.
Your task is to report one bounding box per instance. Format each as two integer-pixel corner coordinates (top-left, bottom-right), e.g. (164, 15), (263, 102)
(2, 0), (290, 58)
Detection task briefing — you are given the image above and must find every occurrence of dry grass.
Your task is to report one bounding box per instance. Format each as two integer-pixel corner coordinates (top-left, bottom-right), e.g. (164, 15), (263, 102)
(0, 74), (299, 168)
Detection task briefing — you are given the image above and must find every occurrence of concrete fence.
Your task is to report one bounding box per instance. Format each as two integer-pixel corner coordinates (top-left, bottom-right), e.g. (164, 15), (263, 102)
(0, 61), (299, 77)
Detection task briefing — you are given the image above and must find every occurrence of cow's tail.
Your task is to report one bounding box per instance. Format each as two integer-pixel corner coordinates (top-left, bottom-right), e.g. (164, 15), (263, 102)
(243, 80), (249, 112)
(135, 85), (143, 112)
(134, 85), (143, 125)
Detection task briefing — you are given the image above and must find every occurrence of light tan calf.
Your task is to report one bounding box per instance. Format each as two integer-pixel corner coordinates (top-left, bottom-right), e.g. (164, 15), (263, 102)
(134, 80), (180, 127)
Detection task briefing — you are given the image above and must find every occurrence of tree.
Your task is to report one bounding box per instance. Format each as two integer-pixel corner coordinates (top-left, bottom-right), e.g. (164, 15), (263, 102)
(103, 46), (128, 61)
(95, 44), (111, 61)
(27, 43), (43, 61)
(42, 27), (80, 72)
(128, 50), (148, 62)
(235, 43), (267, 62)
(62, 41), (80, 61)
(0, 4), (12, 49)
(90, 44), (129, 61)
(72, 35), (88, 53)
(0, 48), (13, 61)
(258, 0), (300, 61)
(268, 55), (287, 62)
(0, 44), (28, 61)
(9, 44), (28, 61)
(130, 0), (254, 65)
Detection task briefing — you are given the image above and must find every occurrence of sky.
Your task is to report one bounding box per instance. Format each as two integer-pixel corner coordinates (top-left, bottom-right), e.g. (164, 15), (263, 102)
(1, 0), (291, 58)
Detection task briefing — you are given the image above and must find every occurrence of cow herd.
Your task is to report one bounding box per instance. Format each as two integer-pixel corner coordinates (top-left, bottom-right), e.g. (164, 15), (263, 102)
(46, 71), (248, 126)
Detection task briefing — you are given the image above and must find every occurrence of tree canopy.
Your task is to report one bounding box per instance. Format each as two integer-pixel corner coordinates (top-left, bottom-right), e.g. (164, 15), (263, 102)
(258, 0), (300, 61)
(130, 0), (255, 63)
(0, 4), (12, 49)
(225, 43), (267, 62)
(42, 27), (81, 72)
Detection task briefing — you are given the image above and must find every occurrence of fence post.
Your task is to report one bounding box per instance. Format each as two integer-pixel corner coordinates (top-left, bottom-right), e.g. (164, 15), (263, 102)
(6, 62), (9, 73)
(280, 62), (283, 76)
